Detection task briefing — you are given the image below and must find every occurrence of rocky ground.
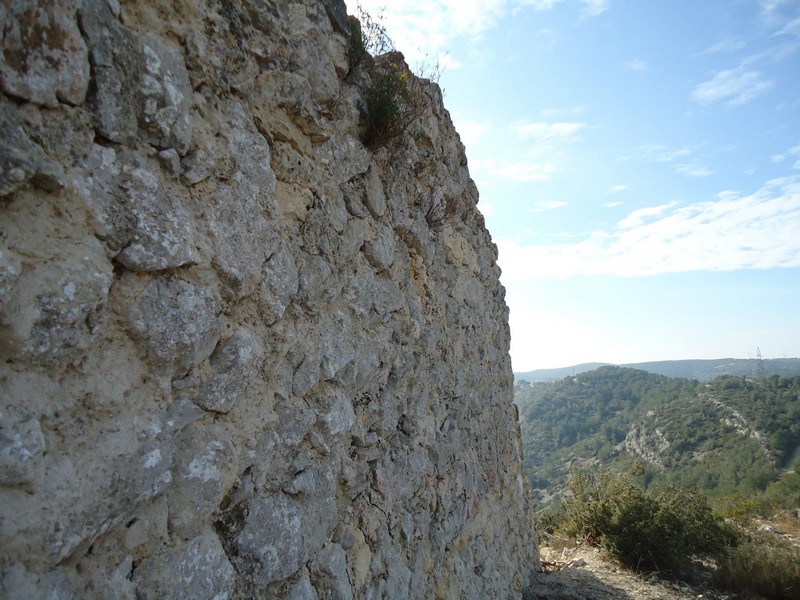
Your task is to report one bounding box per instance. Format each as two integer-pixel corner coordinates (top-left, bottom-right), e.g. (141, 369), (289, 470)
(524, 544), (734, 600)
(524, 510), (800, 600)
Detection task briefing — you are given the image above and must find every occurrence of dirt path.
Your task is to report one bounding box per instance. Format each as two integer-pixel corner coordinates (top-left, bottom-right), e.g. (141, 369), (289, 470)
(523, 545), (735, 600)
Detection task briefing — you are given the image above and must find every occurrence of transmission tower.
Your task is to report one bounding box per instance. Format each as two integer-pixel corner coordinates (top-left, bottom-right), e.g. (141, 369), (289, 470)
(756, 347), (766, 380)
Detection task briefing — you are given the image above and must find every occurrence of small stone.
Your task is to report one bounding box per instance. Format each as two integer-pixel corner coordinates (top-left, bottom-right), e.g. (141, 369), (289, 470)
(234, 493), (307, 587)
(0, 412), (45, 486)
(192, 329), (263, 413)
(114, 275), (222, 377)
(0, 0), (90, 107)
(133, 529), (235, 600)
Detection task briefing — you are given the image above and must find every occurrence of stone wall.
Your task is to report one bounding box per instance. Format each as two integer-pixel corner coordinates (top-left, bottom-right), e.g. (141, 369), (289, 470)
(0, 1), (539, 598)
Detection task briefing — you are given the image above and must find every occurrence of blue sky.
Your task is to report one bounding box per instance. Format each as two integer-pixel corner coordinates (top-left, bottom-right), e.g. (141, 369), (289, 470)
(358, 0), (800, 370)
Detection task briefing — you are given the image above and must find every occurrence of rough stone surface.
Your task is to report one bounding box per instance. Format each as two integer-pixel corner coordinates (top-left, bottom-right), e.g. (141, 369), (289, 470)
(133, 528), (235, 600)
(0, 1), (539, 598)
(0, 0), (90, 107)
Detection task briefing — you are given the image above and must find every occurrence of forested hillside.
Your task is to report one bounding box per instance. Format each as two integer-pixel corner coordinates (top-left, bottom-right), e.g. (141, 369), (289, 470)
(516, 357), (800, 383)
(515, 366), (800, 509)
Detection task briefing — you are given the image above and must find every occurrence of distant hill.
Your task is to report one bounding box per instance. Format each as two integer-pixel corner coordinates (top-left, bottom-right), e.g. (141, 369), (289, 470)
(514, 366), (800, 509)
(516, 357), (800, 383)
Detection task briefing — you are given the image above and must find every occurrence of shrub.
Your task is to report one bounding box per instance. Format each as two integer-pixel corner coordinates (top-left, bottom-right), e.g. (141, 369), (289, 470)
(561, 468), (735, 573)
(716, 530), (800, 600)
(347, 5), (441, 149)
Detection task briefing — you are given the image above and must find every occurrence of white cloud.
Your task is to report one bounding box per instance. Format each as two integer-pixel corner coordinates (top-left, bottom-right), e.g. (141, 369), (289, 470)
(357, 0), (607, 66)
(514, 121), (586, 140)
(531, 200), (568, 212)
(357, 0), (508, 63)
(487, 160), (559, 182)
(691, 67), (774, 106)
(617, 201), (679, 229)
(772, 144), (800, 168)
(454, 119), (491, 150)
(626, 57), (647, 71)
(699, 37), (747, 55)
(604, 201), (624, 207)
(495, 176), (800, 281)
(581, 0), (610, 17)
(675, 163), (714, 177)
(523, 0), (609, 14)
(776, 16), (800, 37)
(478, 201), (495, 217)
(640, 144), (695, 162)
(608, 184), (628, 194)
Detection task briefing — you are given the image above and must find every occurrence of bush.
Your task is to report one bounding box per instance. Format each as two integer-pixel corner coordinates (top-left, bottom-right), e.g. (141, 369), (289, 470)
(347, 5), (441, 149)
(561, 469), (736, 573)
(716, 530), (800, 600)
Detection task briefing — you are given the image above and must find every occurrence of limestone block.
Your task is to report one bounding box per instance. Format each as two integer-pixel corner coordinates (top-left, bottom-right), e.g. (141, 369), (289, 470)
(293, 351), (322, 398)
(0, 238), (112, 362)
(208, 179), (277, 301)
(193, 329), (263, 413)
(167, 424), (236, 539)
(295, 462), (338, 556)
(386, 563), (412, 600)
(78, 144), (132, 254)
(113, 275), (222, 377)
(296, 253), (333, 316)
(320, 0), (350, 35)
(0, 410), (45, 486)
(443, 225), (479, 273)
(363, 223), (396, 272)
(318, 134), (371, 186)
(225, 103), (278, 195)
(0, 100), (65, 196)
(139, 34), (193, 155)
(133, 529), (235, 600)
(286, 570), (319, 600)
(320, 326), (356, 383)
(364, 164), (387, 217)
(311, 543), (352, 600)
(278, 4), (340, 107)
(259, 238), (299, 324)
(255, 70), (323, 138)
(78, 0), (143, 143)
(275, 181), (314, 221)
(115, 153), (200, 272)
(0, 0), (89, 107)
(309, 387), (354, 437)
(0, 563), (75, 600)
(234, 493), (307, 588)
(164, 397), (206, 435)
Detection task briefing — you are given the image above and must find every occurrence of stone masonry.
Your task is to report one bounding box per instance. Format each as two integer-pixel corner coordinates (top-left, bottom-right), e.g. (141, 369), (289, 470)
(0, 1), (539, 598)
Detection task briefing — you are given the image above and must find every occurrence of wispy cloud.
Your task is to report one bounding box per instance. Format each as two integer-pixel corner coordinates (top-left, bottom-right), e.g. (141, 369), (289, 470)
(608, 184), (628, 194)
(617, 201), (679, 229)
(359, 0), (608, 65)
(470, 119), (588, 183)
(484, 160), (559, 182)
(675, 163), (714, 177)
(640, 144), (696, 163)
(772, 144), (800, 168)
(604, 201), (624, 207)
(496, 176), (800, 280)
(531, 200), (569, 212)
(581, 0), (610, 17)
(522, 0), (609, 16)
(698, 37), (747, 55)
(357, 0), (508, 63)
(625, 57), (647, 71)
(776, 16), (800, 37)
(454, 119), (491, 150)
(514, 121), (586, 140)
(691, 67), (774, 106)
